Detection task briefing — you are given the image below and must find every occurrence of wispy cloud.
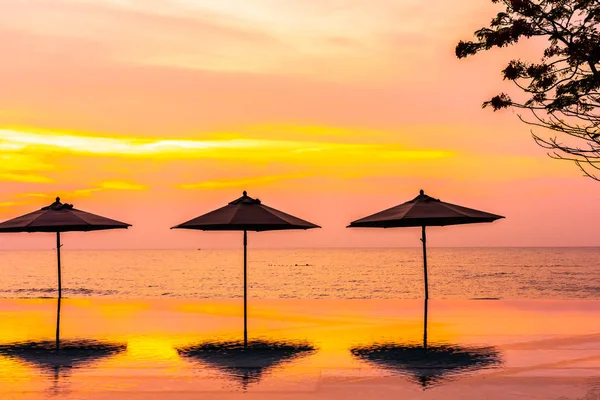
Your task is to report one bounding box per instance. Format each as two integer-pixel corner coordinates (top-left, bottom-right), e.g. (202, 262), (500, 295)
(0, 129), (273, 155)
(0, 128), (454, 161)
(0, 126), (573, 193)
(0, 173), (53, 184)
(15, 193), (52, 199)
(0, 0), (481, 82)
(100, 181), (146, 190)
(179, 173), (308, 190)
(0, 201), (21, 207)
(72, 181), (147, 197)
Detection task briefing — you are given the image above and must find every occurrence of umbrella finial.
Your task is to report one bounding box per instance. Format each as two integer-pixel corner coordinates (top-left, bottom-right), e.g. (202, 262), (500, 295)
(243, 190), (247, 197)
(419, 189), (424, 195)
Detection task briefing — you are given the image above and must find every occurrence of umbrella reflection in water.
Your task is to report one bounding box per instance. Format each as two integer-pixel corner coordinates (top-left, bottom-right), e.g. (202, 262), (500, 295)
(350, 300), (503, 389)
(0, 298), (127, 394)
(178, 339), (316, 390)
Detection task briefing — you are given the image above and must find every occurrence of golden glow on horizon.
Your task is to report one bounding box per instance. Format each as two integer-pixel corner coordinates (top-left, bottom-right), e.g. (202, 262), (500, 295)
(0, 127), (461, 199)
(0, 123), (579, 226)
(0, 129), (454, 160)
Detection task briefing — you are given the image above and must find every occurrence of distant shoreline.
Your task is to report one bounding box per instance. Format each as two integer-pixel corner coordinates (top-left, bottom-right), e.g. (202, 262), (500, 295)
(0, 246), (600, 251)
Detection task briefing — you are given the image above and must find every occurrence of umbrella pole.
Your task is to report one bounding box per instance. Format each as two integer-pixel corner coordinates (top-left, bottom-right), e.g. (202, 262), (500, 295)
(421, 226), (428, 300)
(243, 230), (248, 347)
(56, 232), (62, 299)
(423, 298), (428, 351)
(56, 296), (61, 352)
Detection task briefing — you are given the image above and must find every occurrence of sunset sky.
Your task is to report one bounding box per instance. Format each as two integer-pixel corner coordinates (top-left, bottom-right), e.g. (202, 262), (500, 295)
(1, 0), (599, 249)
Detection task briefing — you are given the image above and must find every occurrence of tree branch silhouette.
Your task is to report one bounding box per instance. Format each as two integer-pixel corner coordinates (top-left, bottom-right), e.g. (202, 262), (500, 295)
(456, 0), (600, 180)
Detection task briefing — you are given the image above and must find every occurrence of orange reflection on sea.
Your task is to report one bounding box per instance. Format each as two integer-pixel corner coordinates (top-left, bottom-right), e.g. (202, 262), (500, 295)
(0, 298), (598, 399)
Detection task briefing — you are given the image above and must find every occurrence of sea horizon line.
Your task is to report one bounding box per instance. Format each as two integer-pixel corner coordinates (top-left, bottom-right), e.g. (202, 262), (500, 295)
(0, 245), (599, 251)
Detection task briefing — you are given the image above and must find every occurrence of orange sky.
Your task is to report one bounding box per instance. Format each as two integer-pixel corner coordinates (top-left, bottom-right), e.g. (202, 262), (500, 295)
(1, 0), (599, 249)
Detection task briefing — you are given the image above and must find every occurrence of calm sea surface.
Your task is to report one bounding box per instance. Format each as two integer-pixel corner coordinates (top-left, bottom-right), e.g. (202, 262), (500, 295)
(0, 248), (599, 299)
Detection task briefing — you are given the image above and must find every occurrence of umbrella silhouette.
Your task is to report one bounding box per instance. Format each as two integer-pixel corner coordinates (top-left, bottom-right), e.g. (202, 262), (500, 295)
(0, 297), (127, 394)
(348, 190), (504, 299)
(172, 191), (320, 345)
(350, 300), (502, 388)
(0, 197), (131, 298)
(177, 339), (316, 390)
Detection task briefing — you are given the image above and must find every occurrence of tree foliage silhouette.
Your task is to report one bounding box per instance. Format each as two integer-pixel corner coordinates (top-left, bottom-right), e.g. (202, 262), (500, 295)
(456, 0), (600, 180)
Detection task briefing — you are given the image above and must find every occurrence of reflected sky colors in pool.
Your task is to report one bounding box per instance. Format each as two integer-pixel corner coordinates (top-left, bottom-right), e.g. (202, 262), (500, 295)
(0, 299), (599, 399)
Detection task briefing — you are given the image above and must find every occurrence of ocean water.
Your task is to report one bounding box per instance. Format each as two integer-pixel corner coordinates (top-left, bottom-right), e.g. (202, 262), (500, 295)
(0, 247), (599, 299)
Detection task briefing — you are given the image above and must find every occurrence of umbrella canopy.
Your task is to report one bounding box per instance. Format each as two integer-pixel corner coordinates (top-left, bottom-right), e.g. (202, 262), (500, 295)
(172, 191), (320, 345)
(172, 191), (319, 231)
(0, 197), (131, 232)
(0, 197), (131, 298)
(350, 300), (502, 389)
(178, 339), (316, 389)
(348, 190), (504, 298)
(348, 190), (503, 228)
